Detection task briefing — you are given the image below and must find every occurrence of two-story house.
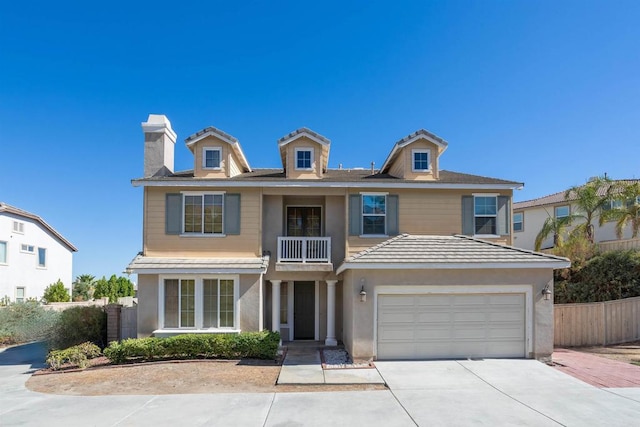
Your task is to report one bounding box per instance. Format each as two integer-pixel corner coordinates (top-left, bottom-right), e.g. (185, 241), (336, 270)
(127, 114), (569, 361)
(513, 179), (640, 251)
(0, 203), (77, 302)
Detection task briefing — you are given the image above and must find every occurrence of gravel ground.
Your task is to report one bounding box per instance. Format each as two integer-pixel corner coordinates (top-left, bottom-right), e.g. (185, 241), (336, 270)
(322, 349), (373, 369)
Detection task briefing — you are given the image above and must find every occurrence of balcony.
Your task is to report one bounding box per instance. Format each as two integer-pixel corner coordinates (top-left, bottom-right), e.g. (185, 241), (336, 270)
(276, 236), (333, 271)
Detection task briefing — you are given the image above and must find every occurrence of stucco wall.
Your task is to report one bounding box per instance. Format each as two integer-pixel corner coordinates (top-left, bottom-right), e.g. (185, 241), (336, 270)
(342, 268), (554, 360)
(137, 274), (159, 337)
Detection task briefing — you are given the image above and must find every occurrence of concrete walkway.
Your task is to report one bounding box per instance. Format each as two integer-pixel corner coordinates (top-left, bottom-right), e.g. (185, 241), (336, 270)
(553, 348), (640, 387)
(277, 345), (385, 385)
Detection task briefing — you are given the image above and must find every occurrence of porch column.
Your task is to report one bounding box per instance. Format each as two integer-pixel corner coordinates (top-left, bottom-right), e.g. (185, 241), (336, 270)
(325, 280), (338, 346)
(271, 280), (281, 336)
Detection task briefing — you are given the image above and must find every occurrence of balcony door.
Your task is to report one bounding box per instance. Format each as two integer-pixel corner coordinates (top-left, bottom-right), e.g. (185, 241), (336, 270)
(287, 206), (321, 237)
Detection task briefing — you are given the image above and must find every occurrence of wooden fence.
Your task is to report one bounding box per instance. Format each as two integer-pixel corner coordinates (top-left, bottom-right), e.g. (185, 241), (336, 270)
(598, 237), (640, 252)
(554, 296), (640, 346)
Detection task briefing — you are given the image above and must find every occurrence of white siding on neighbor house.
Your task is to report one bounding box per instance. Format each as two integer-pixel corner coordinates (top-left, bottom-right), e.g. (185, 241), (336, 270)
(513, 204), (632, 251)
(0, 214), (74, 302)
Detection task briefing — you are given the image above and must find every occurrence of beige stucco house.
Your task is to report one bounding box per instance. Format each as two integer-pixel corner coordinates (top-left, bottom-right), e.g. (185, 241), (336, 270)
(127, 114), (569, 361)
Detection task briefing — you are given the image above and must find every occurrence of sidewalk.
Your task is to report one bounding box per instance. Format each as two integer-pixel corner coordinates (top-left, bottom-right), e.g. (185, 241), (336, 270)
(277, 345), (385, 385)
(553, 348), (640, 388)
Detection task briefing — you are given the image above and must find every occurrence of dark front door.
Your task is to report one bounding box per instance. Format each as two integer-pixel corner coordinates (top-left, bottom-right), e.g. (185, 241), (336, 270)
(294, 281), (315, 339)
(287, 207), (321, 237)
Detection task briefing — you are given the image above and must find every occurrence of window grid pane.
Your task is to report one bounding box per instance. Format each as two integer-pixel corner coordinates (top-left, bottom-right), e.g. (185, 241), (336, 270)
(219, 280), (234, 327)
(203, 195), (223, 234)
(184, 195), (203, 233)
(414, 152), (429, 170)
(164, 279), (179, 328)
(202, 279), (218, 328)
(37, 248), (46, 267)
(555, 206), (570, 218)
(362, 195), (386, 235)
(513, 213), (523, 232)
(296, 150), (311, 169)
(180, 280), (195, 327)
(205, 149), (220, 168)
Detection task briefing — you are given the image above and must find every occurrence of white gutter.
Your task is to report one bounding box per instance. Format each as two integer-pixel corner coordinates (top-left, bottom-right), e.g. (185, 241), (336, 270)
(336, 261), (571, 275)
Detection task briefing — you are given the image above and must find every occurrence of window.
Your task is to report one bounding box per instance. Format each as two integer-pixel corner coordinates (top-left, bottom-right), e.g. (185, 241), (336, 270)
(203, 279), (235, 328)
(362, 194), (386, 235)
(184, 194), (224, 234)
(0, 241), (6, 264)
(20, 244), (35, 254)
(203, 147), (221, 169)
(513, 212), (524, 232)
(164, 279), (195, 328)
(163, 277), (237, 329)
(555, 205), (570, 219)
(412, 149), (430, 172)
(474, 196), (498, 235)
(37, 248), (46, 267)
(295, 148), (313, 170)
(16, 287), (25, 303)
(12, 221), (24, 233)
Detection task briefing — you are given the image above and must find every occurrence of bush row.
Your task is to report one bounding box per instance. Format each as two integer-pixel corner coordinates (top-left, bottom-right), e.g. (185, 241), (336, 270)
(46, 342), (102, 370)
(0, 302), (60, 346)
(103, 331), (280, 364)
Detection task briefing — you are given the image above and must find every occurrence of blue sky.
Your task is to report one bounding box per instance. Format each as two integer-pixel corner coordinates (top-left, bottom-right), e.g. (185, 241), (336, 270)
(1, 1), (638, 281)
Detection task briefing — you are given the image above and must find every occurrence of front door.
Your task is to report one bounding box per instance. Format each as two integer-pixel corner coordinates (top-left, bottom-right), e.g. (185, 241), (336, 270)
(294, 281), (315, 339)
(287, 207), (321, 237)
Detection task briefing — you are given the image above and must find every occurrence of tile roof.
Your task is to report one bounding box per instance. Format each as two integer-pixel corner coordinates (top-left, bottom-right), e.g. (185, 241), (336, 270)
(277, 127), (330, 145)
(126, 253), (269, 274)
(185, 126), (238, 143)
(394, 129), (448, 148)
(514, 179), (640, 210)
(0, 202), (77, 252)
(136, 168), (522, 186)
(336, 234), (569, 273)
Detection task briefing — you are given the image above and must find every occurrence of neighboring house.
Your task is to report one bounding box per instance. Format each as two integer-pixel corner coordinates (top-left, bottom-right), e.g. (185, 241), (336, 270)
(127, 114), (569, 361)
(0, 203), (77, 302)
(513, 179), (640, 251)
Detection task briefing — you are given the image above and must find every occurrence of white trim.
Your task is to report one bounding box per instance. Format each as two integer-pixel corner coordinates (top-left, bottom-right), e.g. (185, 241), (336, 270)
(373, 285), (533, 359)
(20, 244), (35, 254)
(359, 191), (389, 196)
(411, 148), (431, 172)
(181, 192), (225, 235)
(294, 147), (314, 170)
(361, 193), (387, 236)
(129, 268), (266, 274)
(0, 240), (7, 265)
(285, 205), (323, 236)
(278, 132), (330, 147)
(37, 247), (47, 268)
(336, 261), (570, 274)
(513, 212), (524, 233)
(12, 221), (24, 234)
(15, 286), (26, 303)
(473, 234), (500, 239)
(202, 147), (222, 170)
(133, 179), (522, 190)
(472, 193), (499, 197)
(315, 280), (320, 341)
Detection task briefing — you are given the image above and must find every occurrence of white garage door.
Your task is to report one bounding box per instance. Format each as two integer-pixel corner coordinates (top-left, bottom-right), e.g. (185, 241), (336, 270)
(377, 293), (525, 360)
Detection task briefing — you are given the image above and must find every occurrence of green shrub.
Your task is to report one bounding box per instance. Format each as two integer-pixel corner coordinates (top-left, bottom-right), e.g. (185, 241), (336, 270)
(46, 342), (102, 370)
(555, 249), (640, 303)
(0, 302), (60, 345)
(42, 280), (71, 303)
(93, 275), (135, 303)
(104, 331), (280, 364)
(50, 306), (107, 350)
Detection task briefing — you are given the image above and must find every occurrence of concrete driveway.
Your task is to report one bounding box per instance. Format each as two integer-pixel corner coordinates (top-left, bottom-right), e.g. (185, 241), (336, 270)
(2, 344), (640, 426)
(375, 359), (640, 426)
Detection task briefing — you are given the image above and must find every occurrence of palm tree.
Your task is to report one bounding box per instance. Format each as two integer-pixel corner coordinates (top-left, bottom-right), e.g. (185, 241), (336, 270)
(564, 176), (614, 243)
(534, 211), (574, 251)
(72, 274), (96, 301)
(600, 182), (640, 239)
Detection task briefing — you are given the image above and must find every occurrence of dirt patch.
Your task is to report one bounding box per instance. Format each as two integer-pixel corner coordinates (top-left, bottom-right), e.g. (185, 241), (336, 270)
(26, 359), (386, 395)
(568, 341), (640, 365)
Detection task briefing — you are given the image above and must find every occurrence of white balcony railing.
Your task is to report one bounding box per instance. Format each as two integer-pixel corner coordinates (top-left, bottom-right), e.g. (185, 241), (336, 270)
(277, 236), (331, 263)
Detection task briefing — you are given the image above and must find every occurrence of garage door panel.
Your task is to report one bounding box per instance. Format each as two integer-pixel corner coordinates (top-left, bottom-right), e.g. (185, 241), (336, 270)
(377, 293), (525, 360)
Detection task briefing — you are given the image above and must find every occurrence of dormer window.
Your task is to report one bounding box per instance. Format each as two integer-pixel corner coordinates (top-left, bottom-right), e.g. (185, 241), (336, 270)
(295, 148), (313, 170)
(412, 149), (431, 172)
(203, 147), (222, 169)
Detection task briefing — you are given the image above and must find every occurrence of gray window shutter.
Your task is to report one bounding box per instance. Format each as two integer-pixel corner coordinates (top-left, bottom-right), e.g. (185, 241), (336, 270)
(497, 196), (510, 235)
(461, 196), (474, 235)
(166, 193), (182, 235)
(386, 195), (399, 235)
(224, 194), (241, 235)
(349, 194), (361, 236)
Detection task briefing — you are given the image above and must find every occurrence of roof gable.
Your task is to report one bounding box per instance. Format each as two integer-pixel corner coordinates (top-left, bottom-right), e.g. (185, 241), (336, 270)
(278, 128), (331, 173)
(380, 129), (449, 173)
(185, 126), (252, 172)
(0, 202), (77, 252)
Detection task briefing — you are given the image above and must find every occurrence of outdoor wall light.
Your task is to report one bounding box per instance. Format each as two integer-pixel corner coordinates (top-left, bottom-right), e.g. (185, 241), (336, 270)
(542, 284), (552, 301)
(359, 278), (367, 303)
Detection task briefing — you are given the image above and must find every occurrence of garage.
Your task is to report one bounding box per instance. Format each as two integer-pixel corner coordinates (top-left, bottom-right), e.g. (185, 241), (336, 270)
(377, 293), (526, 360)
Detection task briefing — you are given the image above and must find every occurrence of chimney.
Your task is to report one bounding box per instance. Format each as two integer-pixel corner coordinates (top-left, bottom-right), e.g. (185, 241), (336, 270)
(370, 161), (375, 175)
(141, 114), (177, 177)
